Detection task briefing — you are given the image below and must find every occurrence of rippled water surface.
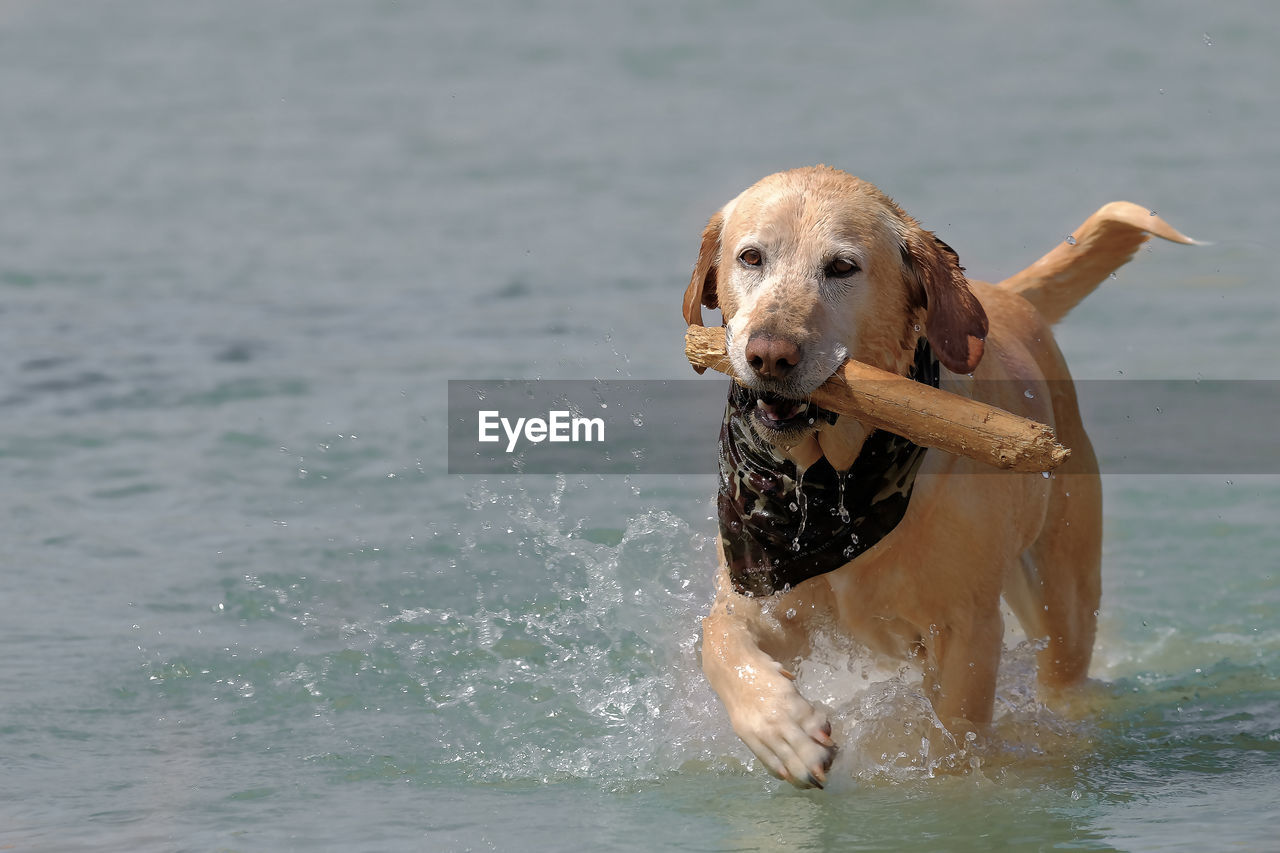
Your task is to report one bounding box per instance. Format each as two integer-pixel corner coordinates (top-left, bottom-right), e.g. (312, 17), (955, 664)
(2, 1), (1278, 850)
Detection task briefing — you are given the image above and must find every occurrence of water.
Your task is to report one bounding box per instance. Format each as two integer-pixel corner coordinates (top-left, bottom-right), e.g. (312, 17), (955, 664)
(2, 0), (1278, 849)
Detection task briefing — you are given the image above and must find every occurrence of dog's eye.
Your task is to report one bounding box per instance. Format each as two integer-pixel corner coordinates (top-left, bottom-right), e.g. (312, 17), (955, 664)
(826, 258), (860, 279)
(738, 248), (763, 267)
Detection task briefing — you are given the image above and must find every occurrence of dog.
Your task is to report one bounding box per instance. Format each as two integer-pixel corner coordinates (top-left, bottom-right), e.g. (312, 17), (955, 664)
(684, 166), (1193, 788)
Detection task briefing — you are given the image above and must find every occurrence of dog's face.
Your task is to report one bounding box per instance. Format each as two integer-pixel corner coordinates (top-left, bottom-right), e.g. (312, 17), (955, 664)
(684, 166), (988, 447)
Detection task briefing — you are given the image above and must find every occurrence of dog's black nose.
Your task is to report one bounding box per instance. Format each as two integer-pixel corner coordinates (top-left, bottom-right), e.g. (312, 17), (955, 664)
(745, 334), (801, 379)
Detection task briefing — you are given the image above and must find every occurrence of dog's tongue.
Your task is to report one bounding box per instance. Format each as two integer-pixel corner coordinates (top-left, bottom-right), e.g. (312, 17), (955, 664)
(757, 395), (805, 423)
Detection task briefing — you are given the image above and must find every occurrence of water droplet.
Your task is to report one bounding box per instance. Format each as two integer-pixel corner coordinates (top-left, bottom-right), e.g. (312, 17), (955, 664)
(913, 323), (921, 332)
(1109, 272), (1118, 280)
(791, 538), (801, 552)
(1042, 471), (1051, 479)
(1024, 389), (1035, 399)
(1203, 33), (1213, 46)
(1065, 235), (1077, 246)
(789, 502), (798, 512)
(785, 608), (797, 620)
(793, 469), (811, 543)
(631, 413), (644, 427)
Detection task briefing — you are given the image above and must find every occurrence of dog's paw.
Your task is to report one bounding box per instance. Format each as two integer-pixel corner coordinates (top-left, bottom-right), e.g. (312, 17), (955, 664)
(728, 665), (837, 789)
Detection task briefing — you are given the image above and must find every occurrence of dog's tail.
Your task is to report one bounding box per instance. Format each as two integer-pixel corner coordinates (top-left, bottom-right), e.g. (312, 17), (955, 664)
(999, 202), (1198, 325)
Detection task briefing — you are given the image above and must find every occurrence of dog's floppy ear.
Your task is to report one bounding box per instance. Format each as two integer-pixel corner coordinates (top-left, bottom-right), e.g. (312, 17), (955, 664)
(682, 210), (724, 328)
(903, 229), (988, 374)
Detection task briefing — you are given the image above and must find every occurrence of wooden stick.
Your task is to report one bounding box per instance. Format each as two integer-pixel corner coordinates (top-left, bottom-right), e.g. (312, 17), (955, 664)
(685, 325), (1070, 472)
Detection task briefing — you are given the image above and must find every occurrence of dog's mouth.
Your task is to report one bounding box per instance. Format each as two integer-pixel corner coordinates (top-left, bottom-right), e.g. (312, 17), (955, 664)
(750, 391), (817, 433)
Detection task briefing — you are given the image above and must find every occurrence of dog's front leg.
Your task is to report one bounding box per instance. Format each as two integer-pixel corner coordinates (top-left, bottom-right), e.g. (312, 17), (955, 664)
(700, 564), (836, 788)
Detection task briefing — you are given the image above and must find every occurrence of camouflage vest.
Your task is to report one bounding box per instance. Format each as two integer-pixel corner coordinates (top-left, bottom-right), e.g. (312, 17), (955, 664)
(718, 340), (939, 597)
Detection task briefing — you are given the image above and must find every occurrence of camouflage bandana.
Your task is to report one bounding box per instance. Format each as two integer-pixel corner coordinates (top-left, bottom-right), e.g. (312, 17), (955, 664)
(717, 340), (940, 597)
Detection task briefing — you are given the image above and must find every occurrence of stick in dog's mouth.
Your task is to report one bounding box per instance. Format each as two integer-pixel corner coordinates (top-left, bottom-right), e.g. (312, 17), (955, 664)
(688, 325), (1071, 472)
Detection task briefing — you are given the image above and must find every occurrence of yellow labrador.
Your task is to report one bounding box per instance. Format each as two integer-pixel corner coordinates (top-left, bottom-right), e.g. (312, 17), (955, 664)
(684, 166), (1192, 788)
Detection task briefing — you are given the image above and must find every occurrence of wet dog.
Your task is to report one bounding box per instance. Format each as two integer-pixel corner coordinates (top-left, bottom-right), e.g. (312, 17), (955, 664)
(685, 166), (1192, 787)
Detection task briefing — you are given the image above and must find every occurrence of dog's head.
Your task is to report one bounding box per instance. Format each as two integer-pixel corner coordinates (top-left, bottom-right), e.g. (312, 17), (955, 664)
(684, 166), (987, 446)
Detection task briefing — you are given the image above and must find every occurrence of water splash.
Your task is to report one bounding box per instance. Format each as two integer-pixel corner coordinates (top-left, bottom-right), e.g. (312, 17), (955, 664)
(422, 481), (736, 786)
(789, 632), (1087, 789)
(140, 478), (1097, 793)
(439, 483), (1090, 789)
